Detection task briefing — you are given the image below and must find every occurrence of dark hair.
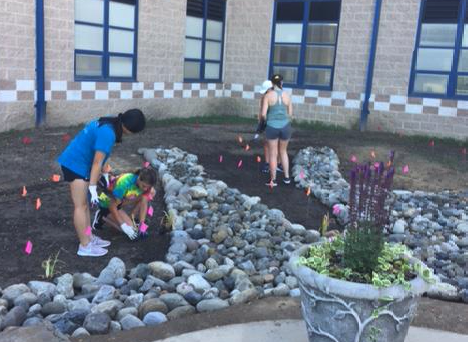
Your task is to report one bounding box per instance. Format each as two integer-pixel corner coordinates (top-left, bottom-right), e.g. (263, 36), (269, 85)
(98, 108), (146, 143)
(270, 74), (283, 89)
(135, 167), (157, 187)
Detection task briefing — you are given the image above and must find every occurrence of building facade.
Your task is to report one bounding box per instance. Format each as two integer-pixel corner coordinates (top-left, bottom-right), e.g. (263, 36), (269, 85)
(0, 0), (467, 139)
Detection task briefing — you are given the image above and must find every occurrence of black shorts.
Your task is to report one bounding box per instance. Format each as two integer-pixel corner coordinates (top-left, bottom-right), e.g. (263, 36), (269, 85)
(265, 123), (292, 141)
(61, 166), (89, 182)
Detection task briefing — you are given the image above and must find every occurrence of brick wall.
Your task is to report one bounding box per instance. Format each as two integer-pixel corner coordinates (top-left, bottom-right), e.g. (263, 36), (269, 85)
(223, 0), (274, 85)
(138, 0), (185, 82)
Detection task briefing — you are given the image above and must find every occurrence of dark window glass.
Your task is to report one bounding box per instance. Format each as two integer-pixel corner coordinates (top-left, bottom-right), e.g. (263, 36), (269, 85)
(207, 0), (225, 20)
(276, 2), (304, 21)
(423, 0), (460, 23)
(187, 0), (204, 17)
(309, 1), (341, 21)
(111, 0), (136, 5)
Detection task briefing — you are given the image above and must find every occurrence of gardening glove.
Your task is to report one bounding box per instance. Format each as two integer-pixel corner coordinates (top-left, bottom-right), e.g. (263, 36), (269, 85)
(138, 230), (149, 239)
(88, 185), (99, 205)
(121, 223), (138, 240)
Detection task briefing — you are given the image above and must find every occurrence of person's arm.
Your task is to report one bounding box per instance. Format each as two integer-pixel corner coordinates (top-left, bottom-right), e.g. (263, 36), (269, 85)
(90, 151), (106, 186)
(109, 198), (125, 226)
(261, 94), (269, 120)
(284, 93), (293, 119)
(258, 97), (264, 122)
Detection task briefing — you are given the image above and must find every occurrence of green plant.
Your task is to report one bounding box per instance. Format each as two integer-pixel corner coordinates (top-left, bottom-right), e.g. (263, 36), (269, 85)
(320, 213), (329, 237)
(160, 210), (176, 231)
(41, 250), (65, 279)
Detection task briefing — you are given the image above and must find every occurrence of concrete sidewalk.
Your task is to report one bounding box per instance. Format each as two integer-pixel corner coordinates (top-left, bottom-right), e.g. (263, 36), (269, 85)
(153, 320), (468, 342)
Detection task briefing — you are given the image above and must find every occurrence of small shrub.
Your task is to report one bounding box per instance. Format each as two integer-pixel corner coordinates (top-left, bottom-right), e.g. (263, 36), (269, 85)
(41, 250), (65, 279)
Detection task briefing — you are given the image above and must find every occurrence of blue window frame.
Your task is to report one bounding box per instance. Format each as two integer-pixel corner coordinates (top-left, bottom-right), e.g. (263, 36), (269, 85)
(409, 0), (468, 99)
(184, 0), (226, 82)
(74, 0), (138, 82)
(269, 0), (341, 90)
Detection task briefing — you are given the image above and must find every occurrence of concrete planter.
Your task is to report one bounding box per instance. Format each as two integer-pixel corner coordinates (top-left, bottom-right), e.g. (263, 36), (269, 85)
(290, 245), (431, 342)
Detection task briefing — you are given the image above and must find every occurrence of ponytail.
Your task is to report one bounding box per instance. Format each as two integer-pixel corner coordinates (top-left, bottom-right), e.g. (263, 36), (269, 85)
(98, 114), (123, 143)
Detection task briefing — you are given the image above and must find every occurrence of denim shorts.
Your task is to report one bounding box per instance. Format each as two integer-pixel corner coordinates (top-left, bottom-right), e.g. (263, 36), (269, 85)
(265, 123), (292, 140)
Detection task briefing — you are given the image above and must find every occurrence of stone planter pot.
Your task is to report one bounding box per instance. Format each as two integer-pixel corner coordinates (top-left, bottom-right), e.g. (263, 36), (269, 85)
(289, 245), (431, 342)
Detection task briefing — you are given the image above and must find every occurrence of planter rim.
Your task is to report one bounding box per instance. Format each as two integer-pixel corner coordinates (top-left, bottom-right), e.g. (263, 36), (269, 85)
(289, 245), (431, 301)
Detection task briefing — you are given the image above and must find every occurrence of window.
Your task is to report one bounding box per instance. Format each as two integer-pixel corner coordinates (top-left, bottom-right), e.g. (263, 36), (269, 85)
(184, 0), (226, 82)
(410, 0), (468, 98)
(74, 0), (138, 81)
(270, 0), (341, 89)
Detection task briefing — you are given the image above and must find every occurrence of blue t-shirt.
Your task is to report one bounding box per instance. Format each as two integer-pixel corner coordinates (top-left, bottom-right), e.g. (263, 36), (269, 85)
(58, 120), (116, 178)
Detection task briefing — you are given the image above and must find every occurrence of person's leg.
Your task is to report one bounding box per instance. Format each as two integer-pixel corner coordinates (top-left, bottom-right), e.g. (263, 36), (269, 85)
(279, 139), (290, 179)
(267, 139), (279, 183)
(69, 180), (92, 247)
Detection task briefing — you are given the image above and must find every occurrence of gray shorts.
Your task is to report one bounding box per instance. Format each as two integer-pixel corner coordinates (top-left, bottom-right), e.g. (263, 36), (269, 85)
(265, 123), (292, 140)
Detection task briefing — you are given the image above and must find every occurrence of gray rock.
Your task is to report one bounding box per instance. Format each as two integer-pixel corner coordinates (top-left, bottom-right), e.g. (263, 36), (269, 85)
(56, 274), (74, 299)
(159, 293), (189, 311)
(72, 273), (96, 290)
(92, 285), (116, 304)
(120, 315), (145, 330)
(187, 274), (211, 292)
(71, 327), (90, 337)
(23, 317), (44, 327)
(148, 261), (176, 281)
(393, 219), (407, 234)
(228, 288), (258, 305)
(97, 258), (126, 285)
(27, 281), (56, 298)
(0, 321), (70, 342)
(142, 312), (168, 326)
(91, 300), (124, 319)
(184, 291), (202, 306)
(166, 306), (196, 320)
(123, 293), (144, 308)
(196, 299), (229, 313)
(138, 298), (168, 318)
(83, 312), (111, 335)
(14, 292), (37, 308)
(0, 306), (27, 329)
(2, 284), (30, 304)
(42, 302), (66, 316)
(116, 307), (138, 321)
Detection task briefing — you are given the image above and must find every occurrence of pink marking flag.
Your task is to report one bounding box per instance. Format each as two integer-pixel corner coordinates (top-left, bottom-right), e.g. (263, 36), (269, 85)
(21, 186), (27, 197)
(51, 174), (61, 182)
(374, 162), (380, 169)
(245, 144), (250, 151)
(299, 170), (305, 179)
(143, 161), (150, 168)
(332, 204), (341, 215)
(24, 241), (33, 255)
(22, 137), (32, 145)
(144, 193), (154, 201)
(147, 205), (154, 217)
(350, 155), (357, 163)
(462, 148), (467, 155)
(256, 156), (261, 163)
(402, 165), (409, 174)
(370, 150), (376, 159)
(36, 198), (41, 210)
(429, 140), (435, 147)
(219, 155), (223, 163)
(85, 226), (92, 236)
(139, 222), (148, 233)
(237, 159), (243, 168)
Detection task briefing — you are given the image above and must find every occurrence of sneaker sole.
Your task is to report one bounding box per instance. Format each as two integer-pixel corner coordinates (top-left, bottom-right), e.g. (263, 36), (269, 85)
(77, 248), (108, 257)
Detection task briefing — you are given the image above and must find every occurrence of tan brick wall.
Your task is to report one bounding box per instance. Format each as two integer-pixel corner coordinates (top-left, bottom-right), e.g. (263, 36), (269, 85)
(333, 0), (374, 94)
(138, 0), (185, 82)
(0, 0), (36, 80)
(373, 0), (420, 96)
(223, 0), (274, 85)
(45, 0), (74, 81)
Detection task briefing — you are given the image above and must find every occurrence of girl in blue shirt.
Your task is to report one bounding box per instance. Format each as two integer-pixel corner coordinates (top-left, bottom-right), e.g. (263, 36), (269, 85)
(58, 108), (146, 257)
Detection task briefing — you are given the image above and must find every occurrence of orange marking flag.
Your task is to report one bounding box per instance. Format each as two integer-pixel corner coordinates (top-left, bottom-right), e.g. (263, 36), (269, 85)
(237, 136), (243, 144)
(245, 144), (250, 151)
(306, 187), (311, 196)
(370, 150), (376, 159)
(51, 174), (61, 182)
(36, 198), (41, 210)
(61, 134), (71, 143)
(256, 156), (261, 163)
(24, 241), (33, 255)
(22, 186), (27, 197)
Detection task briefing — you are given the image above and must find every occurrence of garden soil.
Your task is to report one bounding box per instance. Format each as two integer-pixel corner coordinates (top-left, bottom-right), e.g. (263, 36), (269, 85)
(0, 121), (467, 334)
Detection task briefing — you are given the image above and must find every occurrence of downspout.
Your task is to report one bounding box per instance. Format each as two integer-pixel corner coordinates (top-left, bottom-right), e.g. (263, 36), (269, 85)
(359, 0), (383, 131)
(35, 0), (46, 126)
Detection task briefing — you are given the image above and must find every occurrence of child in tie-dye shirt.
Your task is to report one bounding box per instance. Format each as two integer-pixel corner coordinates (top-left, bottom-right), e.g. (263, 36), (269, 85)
(93, 167), (157, 240)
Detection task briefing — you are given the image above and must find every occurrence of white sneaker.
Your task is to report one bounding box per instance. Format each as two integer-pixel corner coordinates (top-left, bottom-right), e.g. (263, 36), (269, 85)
(77, 243), (108, 257)
(91, 235), (111, 248)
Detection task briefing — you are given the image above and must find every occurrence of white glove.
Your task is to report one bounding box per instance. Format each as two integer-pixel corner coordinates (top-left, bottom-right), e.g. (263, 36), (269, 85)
(88, 185), (99, 205)
(120, 223), (138, 240)
(102, 173), (110, 188)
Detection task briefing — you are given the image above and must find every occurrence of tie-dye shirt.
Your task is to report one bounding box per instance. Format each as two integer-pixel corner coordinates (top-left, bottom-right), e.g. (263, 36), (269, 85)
(98, 173), (143, 208)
